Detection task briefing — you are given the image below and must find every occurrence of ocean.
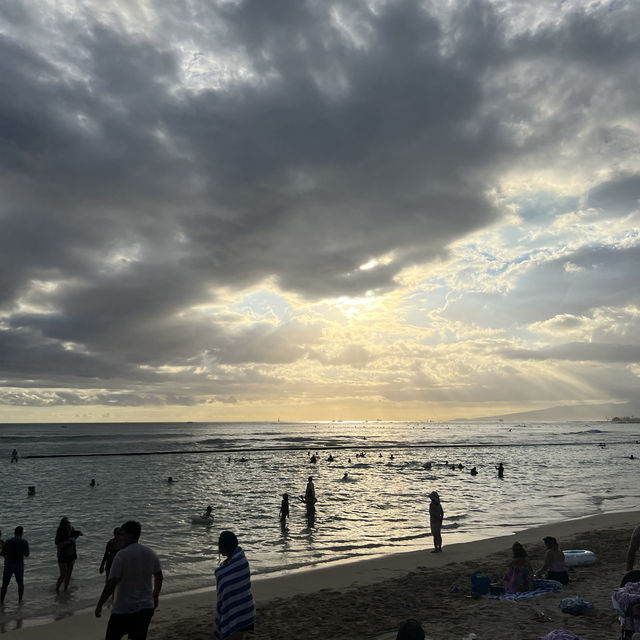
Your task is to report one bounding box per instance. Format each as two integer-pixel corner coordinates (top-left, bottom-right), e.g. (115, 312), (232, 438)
(0, 419), (638, 631)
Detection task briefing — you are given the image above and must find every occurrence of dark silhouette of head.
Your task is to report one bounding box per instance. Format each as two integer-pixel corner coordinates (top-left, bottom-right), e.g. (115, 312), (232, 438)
(120, 520), (142, 542)
(218, 530), (239, 557)
(396, 619), (425, 640)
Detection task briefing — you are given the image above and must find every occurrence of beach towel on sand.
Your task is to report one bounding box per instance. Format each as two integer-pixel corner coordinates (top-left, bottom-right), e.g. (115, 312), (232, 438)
(215, 546), (255, 640)
(540, 631), (584, 640)
(490, 579), (563, 601)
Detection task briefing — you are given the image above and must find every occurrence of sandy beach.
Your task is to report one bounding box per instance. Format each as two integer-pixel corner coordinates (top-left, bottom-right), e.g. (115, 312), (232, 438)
(3, 510), (639, 639)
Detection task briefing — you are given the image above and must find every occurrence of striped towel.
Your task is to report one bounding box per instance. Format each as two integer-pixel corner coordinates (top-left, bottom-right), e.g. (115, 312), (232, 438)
(215, 546), (255, 639)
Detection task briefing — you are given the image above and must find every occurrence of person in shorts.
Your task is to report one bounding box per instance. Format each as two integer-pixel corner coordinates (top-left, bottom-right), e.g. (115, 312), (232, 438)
(95, 520), (163, 640)
(1, 526), (30, 604)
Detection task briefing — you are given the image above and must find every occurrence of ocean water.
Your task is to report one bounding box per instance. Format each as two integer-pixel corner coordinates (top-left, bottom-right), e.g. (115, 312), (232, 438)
(0, 419), (639, 631)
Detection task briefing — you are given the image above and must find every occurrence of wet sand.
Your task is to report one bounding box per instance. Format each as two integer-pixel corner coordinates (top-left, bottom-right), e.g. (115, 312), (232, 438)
(3, 510), (638, 639)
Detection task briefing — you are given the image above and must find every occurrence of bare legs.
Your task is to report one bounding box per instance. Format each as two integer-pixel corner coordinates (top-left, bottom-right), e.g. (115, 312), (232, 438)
(1, 580), (24, 604)
(431, 525), (442, 553)
(56, 561), (74, 592)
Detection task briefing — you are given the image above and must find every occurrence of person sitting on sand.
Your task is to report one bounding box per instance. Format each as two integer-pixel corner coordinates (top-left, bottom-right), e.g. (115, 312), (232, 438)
(396, 618), (425, 640)
(626, 524), (640, 571)
(429, 491), (444, 553)
(279, 494), (289, 523)
(504, 542), (534, 593)
(535, 536), (569, 584)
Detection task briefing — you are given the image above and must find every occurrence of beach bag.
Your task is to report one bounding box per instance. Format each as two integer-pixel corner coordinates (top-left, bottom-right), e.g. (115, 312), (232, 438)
(470, 570), (491, 595)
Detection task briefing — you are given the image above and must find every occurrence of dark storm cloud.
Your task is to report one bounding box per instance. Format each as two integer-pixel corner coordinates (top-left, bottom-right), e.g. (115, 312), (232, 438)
(587, 174), (640, 215)
(441, 244), (640, 330)
(1, 0), (640, 405)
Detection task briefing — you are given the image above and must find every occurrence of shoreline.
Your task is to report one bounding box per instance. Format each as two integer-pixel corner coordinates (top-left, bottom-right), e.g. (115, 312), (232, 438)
(3, 508), (639, 639)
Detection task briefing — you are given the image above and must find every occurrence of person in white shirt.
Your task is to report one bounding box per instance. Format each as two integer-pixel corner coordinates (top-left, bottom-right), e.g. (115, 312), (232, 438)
(95, 520), (163, 640)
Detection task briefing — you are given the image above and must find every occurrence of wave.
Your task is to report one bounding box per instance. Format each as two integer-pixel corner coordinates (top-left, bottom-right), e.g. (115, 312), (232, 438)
(564, 429), (607, 435)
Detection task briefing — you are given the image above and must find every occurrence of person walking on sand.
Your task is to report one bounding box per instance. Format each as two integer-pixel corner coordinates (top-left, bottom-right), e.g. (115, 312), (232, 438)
(10, 449), (18, 463)
(55, 517), (83, 592)
(215, 531), (255, 640)
(95, 520), (163, 640)
(99, 528), (120, 580)
(1, 526), (29, 604)
(429, 491), (444, 553)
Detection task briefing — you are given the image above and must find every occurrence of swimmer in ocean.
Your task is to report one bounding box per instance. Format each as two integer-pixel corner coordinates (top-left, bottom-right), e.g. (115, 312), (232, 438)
(470, 466), (478, 476)
(201, 505), (213, 519)
(342, 472), (348, 480)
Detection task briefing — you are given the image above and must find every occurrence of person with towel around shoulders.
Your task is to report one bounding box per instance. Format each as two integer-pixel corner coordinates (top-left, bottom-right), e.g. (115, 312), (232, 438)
(429, 491), (444, 553)
(215, 531), (255, 640)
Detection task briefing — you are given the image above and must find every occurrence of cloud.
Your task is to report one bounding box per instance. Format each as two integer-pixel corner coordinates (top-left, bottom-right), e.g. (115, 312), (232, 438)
(1, 0), (640, 417)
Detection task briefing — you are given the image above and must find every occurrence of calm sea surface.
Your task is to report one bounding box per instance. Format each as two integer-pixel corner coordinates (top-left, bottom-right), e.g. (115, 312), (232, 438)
(0, 420), (638, 631)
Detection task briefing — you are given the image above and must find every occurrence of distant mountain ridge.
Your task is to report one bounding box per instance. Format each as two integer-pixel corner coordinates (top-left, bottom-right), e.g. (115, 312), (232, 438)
(462, 401), (640, 423)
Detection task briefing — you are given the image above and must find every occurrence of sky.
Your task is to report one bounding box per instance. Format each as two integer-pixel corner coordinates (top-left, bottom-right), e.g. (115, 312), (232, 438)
(1, 0), (640, 423)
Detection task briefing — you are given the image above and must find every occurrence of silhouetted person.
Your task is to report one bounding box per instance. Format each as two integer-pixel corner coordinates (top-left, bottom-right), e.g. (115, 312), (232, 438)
(55, 517), (82, 592)
(429, 491), (444, 553)
(497, 463), (504, 478)
(1, 526), (29, 604)
(10, 449), (18, 463)
(279, 494), (289, 523)
(95, 520), (163, 640)
(396, 618), (425, 640)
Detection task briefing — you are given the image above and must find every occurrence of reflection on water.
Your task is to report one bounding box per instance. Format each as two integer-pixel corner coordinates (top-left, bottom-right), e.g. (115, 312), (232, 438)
(0, 419), (639, 628)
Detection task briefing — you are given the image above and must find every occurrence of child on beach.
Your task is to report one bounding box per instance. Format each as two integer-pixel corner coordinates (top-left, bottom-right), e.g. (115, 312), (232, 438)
(504, 542), (534, 593)
(279, 494), (289, 522)
(429, 491), (444, 553)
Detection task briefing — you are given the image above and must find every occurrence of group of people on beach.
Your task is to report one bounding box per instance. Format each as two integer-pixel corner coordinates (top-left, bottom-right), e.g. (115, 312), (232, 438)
(0, 515), (254, 640)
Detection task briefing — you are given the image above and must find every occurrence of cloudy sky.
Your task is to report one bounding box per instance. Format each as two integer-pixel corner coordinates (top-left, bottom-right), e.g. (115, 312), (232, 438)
(2, 0), (640, 423)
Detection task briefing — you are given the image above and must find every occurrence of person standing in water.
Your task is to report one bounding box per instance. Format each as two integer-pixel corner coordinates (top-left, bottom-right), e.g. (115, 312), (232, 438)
(279, 494), (289, 523)
(429, 491), (444, 553)
(300, 476), (317, 516)
(10, 449), (18, 463)
(55, 517), (83, 592)
(496, 463), (504, 478)
(1, 526), (29, 604)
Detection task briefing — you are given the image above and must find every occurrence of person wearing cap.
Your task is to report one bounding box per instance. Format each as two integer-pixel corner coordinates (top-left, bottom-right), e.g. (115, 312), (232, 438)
(429, 491), (444, 553)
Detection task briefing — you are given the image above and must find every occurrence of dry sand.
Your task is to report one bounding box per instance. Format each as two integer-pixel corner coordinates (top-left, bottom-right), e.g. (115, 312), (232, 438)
(3, 510), (639, 639)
